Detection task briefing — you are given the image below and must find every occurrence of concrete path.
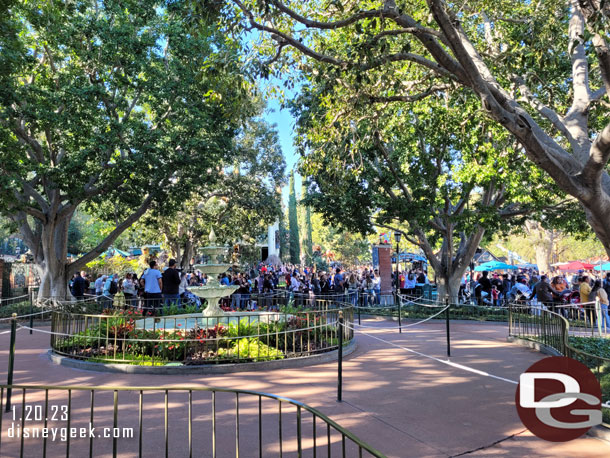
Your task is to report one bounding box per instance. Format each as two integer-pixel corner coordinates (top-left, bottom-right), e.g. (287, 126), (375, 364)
(0, 317), (608, 457)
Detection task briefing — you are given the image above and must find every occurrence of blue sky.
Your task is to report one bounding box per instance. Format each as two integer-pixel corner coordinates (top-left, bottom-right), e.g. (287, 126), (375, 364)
(264, 93), (302, 204)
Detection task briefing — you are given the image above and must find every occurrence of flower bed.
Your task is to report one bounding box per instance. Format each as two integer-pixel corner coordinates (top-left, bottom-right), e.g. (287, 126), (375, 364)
(50, 307), (350, 366)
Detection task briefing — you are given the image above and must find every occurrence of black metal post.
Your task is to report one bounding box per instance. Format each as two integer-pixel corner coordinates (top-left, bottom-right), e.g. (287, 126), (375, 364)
(337, 311), (343, 402)
(445, 297), (451, 357)
(6, 313), (17, 412)
(397, 293), (402, 334)
(29, 294), (34, 334)
(357, 301), (361, 325)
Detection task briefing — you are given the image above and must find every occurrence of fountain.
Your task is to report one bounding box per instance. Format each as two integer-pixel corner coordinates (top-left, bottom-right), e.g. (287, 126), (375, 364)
(189, 228), (238, 316)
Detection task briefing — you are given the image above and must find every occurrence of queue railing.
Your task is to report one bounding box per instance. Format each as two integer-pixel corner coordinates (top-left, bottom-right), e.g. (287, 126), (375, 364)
(0, 384), (385, 457)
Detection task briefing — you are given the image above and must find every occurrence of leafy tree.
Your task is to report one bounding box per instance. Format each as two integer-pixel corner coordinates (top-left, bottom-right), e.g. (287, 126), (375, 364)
(278, 202), (289, 261)
(310, 213), (370, 267)
(299, 184), (314, 264)
(228, 0), (610, 256)
(288, 170), (301, 263)
(0, 1), (254, 298)
(296, 88), (575, 300)
(142, 117), (286, 268)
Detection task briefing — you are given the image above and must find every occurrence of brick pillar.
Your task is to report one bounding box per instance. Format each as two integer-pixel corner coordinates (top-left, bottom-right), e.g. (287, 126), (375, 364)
(375, 245), (394, 304)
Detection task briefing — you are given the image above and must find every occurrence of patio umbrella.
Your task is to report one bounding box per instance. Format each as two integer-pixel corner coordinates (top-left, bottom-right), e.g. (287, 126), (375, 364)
(594, 262), (610, 271)
(556, 261), (595, 271)
(474, 261), (518, 271)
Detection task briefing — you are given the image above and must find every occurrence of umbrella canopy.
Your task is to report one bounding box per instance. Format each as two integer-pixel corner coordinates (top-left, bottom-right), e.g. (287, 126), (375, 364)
(556, 261), (594, 271)
(474, 261), (518, 271)
(517, 263), (538, 269)
(594, 263), (610, 271)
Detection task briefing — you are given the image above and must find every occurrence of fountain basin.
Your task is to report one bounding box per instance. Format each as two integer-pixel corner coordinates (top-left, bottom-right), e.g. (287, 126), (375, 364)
(190, 285), (238, 299)
(135, 312), (288, 331)
(192, 264), (233, 275)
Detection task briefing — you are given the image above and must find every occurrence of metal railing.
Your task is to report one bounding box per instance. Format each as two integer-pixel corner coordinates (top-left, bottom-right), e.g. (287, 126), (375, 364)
(508, 303), (610, 426)
(0, 384), (385, 457)
(49, 305), (354, 365)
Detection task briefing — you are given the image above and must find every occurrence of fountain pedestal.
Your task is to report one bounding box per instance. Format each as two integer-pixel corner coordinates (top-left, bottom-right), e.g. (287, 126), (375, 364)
(190, 229), (238, 316)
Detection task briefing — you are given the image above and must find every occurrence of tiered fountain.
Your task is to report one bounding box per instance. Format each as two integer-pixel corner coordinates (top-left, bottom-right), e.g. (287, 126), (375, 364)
(190, 228), (238, 316)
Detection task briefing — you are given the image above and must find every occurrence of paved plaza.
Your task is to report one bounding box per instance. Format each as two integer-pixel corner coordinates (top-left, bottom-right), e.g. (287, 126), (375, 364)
(1, 317), (609, 457)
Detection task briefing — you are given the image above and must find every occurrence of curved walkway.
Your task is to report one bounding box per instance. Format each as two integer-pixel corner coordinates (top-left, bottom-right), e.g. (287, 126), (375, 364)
(1, 317), (609, 457)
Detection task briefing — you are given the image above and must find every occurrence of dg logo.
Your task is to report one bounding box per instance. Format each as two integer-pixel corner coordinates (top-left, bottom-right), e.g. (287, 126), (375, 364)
(516, 356), (602, 442)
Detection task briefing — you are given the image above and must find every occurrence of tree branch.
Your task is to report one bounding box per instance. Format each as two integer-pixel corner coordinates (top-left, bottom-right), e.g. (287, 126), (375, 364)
(68, 195), (154, 274)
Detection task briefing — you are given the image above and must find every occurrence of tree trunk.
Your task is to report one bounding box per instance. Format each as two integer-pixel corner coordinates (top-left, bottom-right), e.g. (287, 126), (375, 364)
(33, 217), (71, 302)
(436, 271), (465, 305)
(534, 242), (552, 275)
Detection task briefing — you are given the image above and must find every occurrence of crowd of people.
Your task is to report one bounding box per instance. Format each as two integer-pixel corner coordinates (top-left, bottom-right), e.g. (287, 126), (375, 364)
(69, 261), (433, 313)
(464, 269), (610, 329)
(68, 256), (609, 330)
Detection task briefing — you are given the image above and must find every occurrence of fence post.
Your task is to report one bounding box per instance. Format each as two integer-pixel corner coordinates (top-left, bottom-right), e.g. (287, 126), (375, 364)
(337, 311), (343, 402)
(6, 313), (17, 412)
(28, 292), (34, 334)
(357, 301), (361, 326)
(396, 293), (402, 334)
(445, 296), (451, 357)
(508, 301), (512, 336)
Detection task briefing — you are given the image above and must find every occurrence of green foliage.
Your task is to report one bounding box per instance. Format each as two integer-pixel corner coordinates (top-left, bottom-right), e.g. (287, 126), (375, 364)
(85, 256), (140, 277)
(569, 337), (610, 359)
(288, 170), (301, 263)
(218, 337), (284, 361)
(300, 184), (314, 264)
(0, 0), (258, 294)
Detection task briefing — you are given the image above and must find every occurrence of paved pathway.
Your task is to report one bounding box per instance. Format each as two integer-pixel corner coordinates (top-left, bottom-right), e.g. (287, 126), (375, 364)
(0, 317), (609, 457)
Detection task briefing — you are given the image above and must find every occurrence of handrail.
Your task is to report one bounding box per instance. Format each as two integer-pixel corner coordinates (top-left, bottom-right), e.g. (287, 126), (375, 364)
(0, 383), (386, 457)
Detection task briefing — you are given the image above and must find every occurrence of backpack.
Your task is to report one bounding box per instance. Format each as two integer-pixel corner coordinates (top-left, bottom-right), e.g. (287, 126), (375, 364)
(109, 281), (118, 295)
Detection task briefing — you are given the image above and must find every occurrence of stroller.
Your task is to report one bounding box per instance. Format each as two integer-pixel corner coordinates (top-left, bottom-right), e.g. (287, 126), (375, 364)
(181, 290), (202, 308)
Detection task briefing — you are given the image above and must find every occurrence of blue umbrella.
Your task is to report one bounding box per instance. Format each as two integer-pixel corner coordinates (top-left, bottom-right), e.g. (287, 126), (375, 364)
(594, 262), (610, 271)
(474, 261), (518, 271)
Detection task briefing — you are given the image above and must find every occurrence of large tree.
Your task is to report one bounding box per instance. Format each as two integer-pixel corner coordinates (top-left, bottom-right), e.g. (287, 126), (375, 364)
(287, 170), (301, 263)
(228, 0), (610, 255)
(296, 89), (575, 300)
(144, 117), (286, 268)
(0, 0), (254, 299)
(299, 184), (314, 264)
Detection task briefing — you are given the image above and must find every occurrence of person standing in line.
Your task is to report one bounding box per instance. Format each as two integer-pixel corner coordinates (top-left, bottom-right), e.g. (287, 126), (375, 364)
(102, 274), (118, 309)
(94, 274), (104, 301)
(71, 271), (87, 301)
(123, 273), (137, 307)
(162, 259), (181, 308)
(142, 261), (163, 313)
(591, 279), (610, 333)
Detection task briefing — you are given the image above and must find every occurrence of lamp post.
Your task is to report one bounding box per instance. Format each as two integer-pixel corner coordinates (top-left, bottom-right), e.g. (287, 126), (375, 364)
(394, 231), (402, 332)
(394, 231), (402, 294)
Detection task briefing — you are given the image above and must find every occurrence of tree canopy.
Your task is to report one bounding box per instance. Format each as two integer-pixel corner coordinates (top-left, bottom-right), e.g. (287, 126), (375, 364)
(227, 0), (610, 256)
(0, 0), (258, 298)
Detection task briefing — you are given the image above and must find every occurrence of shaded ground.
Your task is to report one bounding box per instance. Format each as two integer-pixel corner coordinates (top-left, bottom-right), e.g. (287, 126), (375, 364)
(0, 317), (608, 457)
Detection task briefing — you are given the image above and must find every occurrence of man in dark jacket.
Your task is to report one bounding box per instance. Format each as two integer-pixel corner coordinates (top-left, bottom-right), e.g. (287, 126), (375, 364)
(530, 275), (560, 311)
(72, 271), (87, 300)
(478, 271), (492, 305)
(162, 259), (181, 307)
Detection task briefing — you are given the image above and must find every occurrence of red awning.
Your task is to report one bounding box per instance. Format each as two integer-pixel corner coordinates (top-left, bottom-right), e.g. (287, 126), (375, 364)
(556, 261), (595, 271)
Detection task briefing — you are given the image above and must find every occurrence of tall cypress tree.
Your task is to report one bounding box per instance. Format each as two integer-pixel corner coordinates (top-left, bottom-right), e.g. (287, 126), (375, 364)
(288, 171), (301, 264)
(300, 184), (313, 265)
(279, 201), (288, 261)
